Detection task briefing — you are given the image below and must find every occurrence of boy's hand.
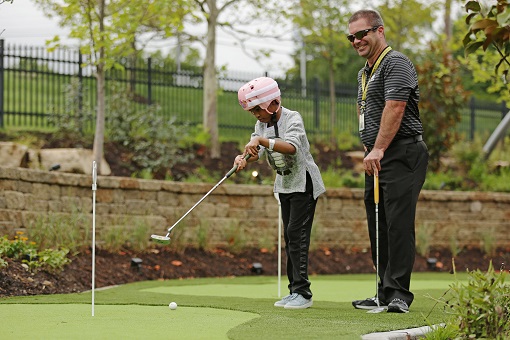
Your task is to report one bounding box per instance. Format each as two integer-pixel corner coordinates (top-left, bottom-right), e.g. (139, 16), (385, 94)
(245, 137), (260, 157)
(233, 155), (247, 172)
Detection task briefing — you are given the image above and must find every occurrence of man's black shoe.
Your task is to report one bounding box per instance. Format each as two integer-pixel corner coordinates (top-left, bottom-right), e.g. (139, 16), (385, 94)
(352, 297), (387, 310)
(387, 298), (409, 313)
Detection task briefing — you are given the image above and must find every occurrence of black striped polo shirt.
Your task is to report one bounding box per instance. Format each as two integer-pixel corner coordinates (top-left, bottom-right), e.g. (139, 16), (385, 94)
(357, 49), (423, 148)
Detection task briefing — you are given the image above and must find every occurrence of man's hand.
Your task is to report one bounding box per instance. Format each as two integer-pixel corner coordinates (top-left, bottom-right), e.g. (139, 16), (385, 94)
(363, 148), (383, 176)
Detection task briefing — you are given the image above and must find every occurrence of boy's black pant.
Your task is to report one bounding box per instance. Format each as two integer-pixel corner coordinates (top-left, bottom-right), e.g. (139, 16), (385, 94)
(280, 172), (317, 300)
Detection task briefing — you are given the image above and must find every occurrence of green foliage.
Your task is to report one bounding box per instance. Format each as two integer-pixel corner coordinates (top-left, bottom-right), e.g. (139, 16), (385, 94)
(416, 223), (434, 257)
(128, 222), (151, 252)
(28, 213), (90, 254)
(423, 170), (464, 190)
(46, 78), (94, 137)
(223, 220), (246, 254)
(417, 41), (470, 172)
(0, 232), (38, 260)
(423, 323), (459, 340)
(0, 232), (71, 273)
(100, 227), (129, 253)
(439, 262), (510, 339)
(480, 228), (497, 257)
(464, 0), (510, 86)
(423, 136), (510, 192)
(378, 0), (440, 58)
(196, 220), (210, 251)
(105, 82), (194, 177)
(286, 0), (356, 86)
(449, 234), (461, 257)
(321, 167), (364, 189)
(24, 248), (71, 273)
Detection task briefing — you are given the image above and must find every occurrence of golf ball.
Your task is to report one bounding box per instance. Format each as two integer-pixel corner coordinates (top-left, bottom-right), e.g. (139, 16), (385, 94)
(169, 302), (177, 310)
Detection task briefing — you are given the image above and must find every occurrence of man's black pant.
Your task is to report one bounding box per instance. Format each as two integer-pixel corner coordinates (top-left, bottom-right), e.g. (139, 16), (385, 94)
(280, 172), (317, 300)
(364, 140), (428, 306)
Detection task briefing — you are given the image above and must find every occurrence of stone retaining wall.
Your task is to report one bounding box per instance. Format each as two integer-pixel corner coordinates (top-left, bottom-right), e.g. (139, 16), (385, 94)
(1, 166), (509, 250)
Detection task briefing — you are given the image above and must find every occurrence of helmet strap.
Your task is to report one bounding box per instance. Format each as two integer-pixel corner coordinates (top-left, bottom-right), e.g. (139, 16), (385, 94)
(271, 112), (280, 138)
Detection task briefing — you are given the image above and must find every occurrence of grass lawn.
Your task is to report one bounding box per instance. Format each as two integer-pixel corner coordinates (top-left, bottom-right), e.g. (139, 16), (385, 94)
(0, 272), (466, 339)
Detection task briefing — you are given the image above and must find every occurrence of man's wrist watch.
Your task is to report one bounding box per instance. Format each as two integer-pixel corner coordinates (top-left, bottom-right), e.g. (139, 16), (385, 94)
(268, 139), (275, 152)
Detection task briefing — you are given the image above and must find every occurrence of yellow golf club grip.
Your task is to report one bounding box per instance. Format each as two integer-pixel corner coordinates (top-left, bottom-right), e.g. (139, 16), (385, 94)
(374, 174), (379, 204)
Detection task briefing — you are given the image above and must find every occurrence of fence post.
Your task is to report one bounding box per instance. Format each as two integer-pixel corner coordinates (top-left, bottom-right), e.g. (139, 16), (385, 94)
(502, 101), (507, 119)
(470, 96), (475, 141)
(147, 57), (152, 105)
(314, 77), (320, 129)
(0, 39), (4, 128)
(78, 51), (83, 132)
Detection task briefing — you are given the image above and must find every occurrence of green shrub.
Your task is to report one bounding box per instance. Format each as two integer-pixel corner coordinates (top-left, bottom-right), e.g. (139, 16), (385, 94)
(196, 220), (210, 251)
(100, 226), (129, 253)
(416, 223), (433, 257)
(223, 220), (246, 254)
(321, 167), (364, 189)
(429, 262), (510, 339)
(0, 232), (38, 259)
(105, 82), (194, 177)
(28, 213), (90, 254)
(0, 233), (71, 273)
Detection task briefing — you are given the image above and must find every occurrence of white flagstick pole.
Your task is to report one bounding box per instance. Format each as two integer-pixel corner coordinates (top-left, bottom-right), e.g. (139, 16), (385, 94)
(91, 161), (97, 317)
(274, 193), (282, 298)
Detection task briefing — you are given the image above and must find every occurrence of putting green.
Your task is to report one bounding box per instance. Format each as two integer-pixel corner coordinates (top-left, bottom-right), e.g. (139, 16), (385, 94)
(141, 277), (457, 302)
(0, 304), (258, 339)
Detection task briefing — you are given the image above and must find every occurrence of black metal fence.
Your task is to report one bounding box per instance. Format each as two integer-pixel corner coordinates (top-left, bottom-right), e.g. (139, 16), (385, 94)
(0, 39), (507, 141)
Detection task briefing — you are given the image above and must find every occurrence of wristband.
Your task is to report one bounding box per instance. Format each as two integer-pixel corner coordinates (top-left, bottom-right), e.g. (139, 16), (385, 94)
(268, 139), (275, 152)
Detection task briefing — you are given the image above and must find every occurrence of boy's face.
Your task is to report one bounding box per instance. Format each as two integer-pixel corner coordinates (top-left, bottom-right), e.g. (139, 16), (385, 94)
(249, 101), (279, 123)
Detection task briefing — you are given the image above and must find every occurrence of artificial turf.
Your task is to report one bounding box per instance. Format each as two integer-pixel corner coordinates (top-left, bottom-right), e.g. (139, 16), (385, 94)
(0, 272), (467, 339)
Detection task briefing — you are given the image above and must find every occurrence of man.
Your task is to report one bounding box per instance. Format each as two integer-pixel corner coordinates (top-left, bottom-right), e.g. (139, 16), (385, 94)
(347, 9), (429, 313)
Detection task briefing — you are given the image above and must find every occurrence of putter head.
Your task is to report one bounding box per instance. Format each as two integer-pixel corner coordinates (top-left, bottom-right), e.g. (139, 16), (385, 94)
(151, 234), (171, 244)
(366, 306), (387, 313)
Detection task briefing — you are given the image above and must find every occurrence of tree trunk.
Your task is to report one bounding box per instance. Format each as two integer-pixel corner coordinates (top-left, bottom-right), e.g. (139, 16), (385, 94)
(444, 0), (452, 42)
(203, 0), (220, 159)
(92, 0), (106, 174)
(93, 64), (106, 174)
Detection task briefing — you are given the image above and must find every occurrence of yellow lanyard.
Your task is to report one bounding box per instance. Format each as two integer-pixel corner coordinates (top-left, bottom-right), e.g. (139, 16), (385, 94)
(361, 46), (392, 102)
(359, 46), (391, 132)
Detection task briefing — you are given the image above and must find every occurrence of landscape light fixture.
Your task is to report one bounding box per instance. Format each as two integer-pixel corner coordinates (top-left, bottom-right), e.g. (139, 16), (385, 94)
(251, 262), (263, 275)
(426, 257), (438, 271)
(131, 258), (143, 272)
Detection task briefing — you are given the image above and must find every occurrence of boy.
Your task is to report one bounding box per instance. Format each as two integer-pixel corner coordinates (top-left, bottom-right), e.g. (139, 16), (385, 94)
(233, 77), (325, 309)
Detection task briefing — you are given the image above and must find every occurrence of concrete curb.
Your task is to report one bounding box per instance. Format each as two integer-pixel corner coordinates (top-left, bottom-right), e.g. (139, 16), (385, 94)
(361, 324), (445, 339)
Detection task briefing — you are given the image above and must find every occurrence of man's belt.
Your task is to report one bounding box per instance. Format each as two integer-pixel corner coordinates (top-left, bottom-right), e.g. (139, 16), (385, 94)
(366, 135), (423, 152)
(277, 169), (292, 176)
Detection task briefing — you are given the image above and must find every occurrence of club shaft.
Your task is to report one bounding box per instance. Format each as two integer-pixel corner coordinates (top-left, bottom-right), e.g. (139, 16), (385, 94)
(165, 176), (228, 237)
(374, 174), (380, 308)
(164, 153), (252, 237)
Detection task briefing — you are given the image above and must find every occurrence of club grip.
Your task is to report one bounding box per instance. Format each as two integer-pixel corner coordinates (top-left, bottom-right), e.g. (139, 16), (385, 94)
(226, 153), (252, 178)
(374, 174), (379, 204)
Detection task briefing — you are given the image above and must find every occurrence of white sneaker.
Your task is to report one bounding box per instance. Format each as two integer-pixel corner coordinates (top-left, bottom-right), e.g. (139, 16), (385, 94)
(284, 294), (313, 309)
(274, 293), (298, 307)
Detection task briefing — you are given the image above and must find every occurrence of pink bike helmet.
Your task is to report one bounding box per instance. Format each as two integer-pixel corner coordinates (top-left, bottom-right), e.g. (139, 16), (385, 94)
(238, 77), (281, 113)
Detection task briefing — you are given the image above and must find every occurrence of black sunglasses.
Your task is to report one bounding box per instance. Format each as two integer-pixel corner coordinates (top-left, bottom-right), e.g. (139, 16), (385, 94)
(347, 26), (380, 43)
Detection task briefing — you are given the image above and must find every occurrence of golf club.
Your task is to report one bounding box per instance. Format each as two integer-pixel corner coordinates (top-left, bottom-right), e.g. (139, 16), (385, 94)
(91, 161), (97, 317)
(151, 153), (253, 245)
(367, 173), (386, 313)
(274, 192), (282, 298)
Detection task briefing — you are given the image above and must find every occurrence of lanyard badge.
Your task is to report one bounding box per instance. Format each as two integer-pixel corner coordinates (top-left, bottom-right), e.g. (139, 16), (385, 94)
(359, 100), (366, 131)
